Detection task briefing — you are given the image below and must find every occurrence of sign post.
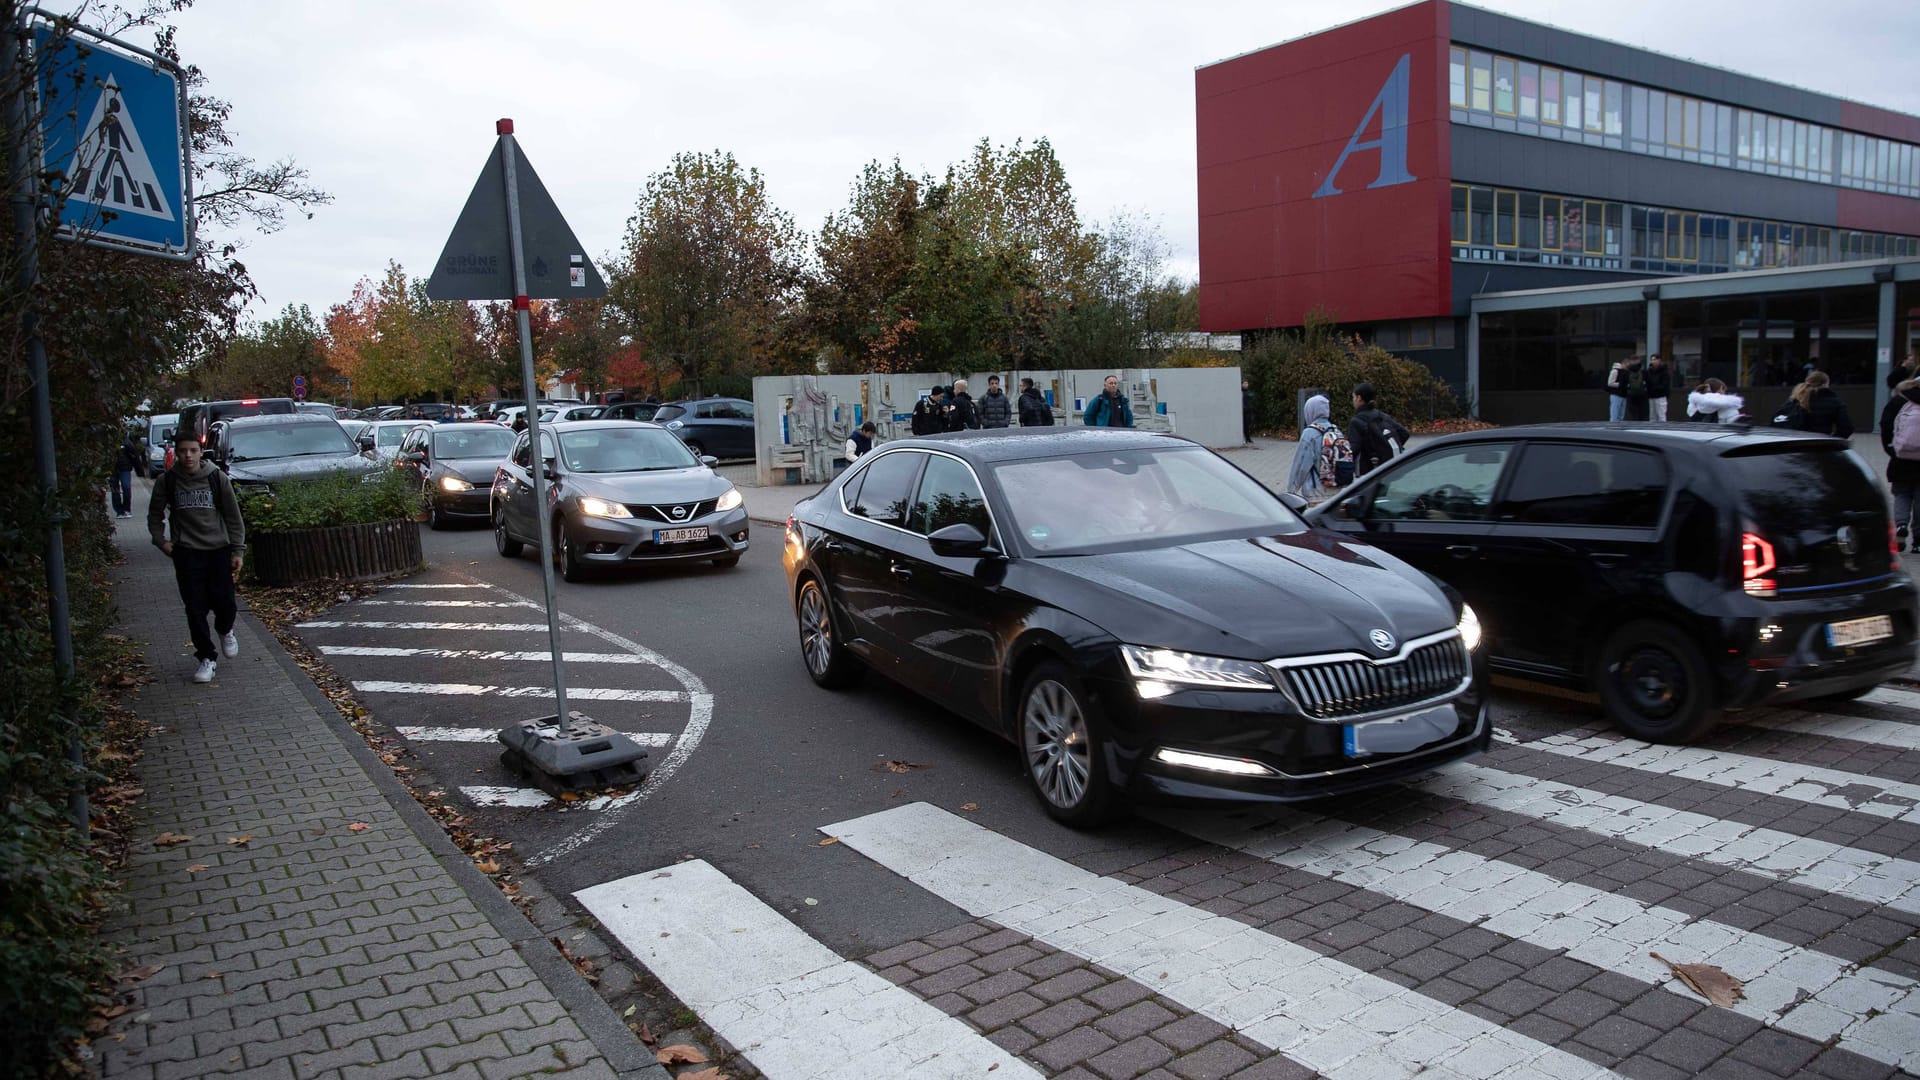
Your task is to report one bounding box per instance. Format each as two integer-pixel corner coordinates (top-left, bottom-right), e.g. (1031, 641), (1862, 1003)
(293, 374), (307, 400)
(427, 121), (641, 797)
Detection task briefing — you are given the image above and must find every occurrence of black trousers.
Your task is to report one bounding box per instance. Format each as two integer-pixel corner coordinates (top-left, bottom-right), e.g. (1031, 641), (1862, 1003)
(173, 546), (236, 661)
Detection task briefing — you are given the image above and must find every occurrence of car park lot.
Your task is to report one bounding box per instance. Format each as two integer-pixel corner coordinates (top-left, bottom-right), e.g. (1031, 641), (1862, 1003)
(296, 508), (1920, 1080)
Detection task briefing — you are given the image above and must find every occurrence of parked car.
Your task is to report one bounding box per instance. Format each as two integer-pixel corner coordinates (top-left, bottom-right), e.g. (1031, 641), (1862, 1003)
(359, 419), (427, 460)
(1304, 422), (1919, 743)
(782, 427), (1489, 826)
(178, 397), (296, 443)
(550, 403), (605, 422)
(491, 420), (749, 581)
(207, 414), (382, 489)
(653, 397), (755, 459)
(295, 401), (338, 418)
(601, 400), (663, 422)
(145, 412), (178, 476)
(394, 422), (518, 529)
(401, 402), (457, 422)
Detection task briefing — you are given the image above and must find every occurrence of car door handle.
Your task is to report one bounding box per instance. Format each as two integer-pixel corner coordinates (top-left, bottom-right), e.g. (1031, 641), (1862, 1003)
(1445, 544), (1477, 558)
(889, 564), (914, 580)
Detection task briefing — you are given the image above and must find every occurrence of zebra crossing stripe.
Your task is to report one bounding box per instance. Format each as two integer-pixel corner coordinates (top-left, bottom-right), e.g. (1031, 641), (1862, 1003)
(575, 860), (1042, 1080)
(1430, 762), (1920, 915)
(1160, 805), (1920, 1070)
(295, 620), (551, 631)
(396, 727), (674, 747)
(1746, 710), (1920, 751)
(321, 646), (656, 664)
(1496, 730), (1920, 824)
(379, 583), (494, 589)
(1860, 685), (1920, 712)
(355, 599), (538, 608)
(463, 786), (554, 808)
(827, 803), (1618, 1080)
(351, 681), (688, 702)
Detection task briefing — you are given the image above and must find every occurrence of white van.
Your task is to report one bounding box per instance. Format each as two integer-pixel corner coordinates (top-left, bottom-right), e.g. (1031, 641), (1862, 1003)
(145, 413), (179, 476)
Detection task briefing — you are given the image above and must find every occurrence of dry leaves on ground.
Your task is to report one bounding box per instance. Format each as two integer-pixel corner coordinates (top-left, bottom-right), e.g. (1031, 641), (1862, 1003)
(225, 834), (252, 846)
(656, 1045), (708, 1065)
(115, 965), (162, 984)
(152, 832), (193, 846)
(184, 864), (209, 874)
(816, 837), (838, 846)
(346, 822), (371, 832)
(879, 760), (924, 773)
(959, 803), (979, 812)
(1650, 953), (1746, 1007)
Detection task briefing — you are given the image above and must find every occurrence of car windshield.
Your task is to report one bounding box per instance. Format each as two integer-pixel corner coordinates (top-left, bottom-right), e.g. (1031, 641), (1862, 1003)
(991, 444), (1301, 555)
(557, 427), (698, 472)
(375, 425), (411, 446)
(228, 423), (354, 460)
(432, 426), (516, 459)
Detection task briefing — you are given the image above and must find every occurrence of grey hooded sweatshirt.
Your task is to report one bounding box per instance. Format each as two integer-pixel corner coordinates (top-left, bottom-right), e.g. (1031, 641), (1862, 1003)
(148, 459), (246, 557)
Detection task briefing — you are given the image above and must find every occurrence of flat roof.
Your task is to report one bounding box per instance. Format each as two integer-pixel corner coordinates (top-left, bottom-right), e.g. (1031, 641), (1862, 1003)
(1470, 256), (1920, 311)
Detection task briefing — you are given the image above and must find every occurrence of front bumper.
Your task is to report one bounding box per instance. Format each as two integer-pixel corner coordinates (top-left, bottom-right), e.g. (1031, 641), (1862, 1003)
(566, 506), (750, 564)
(1716, 575), (1920, 708)
(429, 487), (494, 519)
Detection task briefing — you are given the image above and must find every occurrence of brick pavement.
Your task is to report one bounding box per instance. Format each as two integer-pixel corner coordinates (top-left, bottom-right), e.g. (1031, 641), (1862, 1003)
(98, 510), (659, 1080)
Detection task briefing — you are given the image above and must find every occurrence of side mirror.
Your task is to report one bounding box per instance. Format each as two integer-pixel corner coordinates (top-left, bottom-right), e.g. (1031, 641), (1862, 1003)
(1278, 492), (1309, 514)
(701, 455), (718, 468)
(928, 522), (994, 558)
(358, 435), (374, 451)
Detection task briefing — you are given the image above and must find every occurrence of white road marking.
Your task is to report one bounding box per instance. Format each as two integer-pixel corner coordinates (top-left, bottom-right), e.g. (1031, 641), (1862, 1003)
(1161, 805), (1920, 1071)
(378, 583), (495, 589)
(396, 726), (674, 747)
(351, 681), (688, 702)
(1859, 685), (1920, 712)
(576, 861), (1041, 1080)
(355, 599), (538, 608)
(462, 786), (554, 808)
(1495, 729), (1920, 823)
(827, 803), (1618, 1080)
(295, 620), (551, 631)
(321, 646), (657, 664)
(1747, 710), (1920, 751)
(1426, 762), (1920, 915)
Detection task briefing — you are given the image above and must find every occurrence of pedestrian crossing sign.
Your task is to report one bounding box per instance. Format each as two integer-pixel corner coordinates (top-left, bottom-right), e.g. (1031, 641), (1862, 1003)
(33, 23), (193, 259)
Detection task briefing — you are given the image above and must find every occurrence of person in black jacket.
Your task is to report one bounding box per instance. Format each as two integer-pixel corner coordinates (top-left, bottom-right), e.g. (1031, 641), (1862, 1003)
(1881, 379), (1920, 551)
(1017, 378), (1053, 426)
(1644, 355), (1672, 421)
(910, 386), (949, 435)
(1770, 370), (1854, 438)
(1889, 350), (1920, 392)
(112, 430), (143, 517)
(1346, 382), (1409, 478)
(947, 379), (981, 431)
(976, 375), (1012, 428)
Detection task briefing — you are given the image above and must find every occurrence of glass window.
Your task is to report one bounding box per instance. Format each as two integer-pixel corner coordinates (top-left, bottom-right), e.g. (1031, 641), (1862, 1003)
(1822, 129), (1835, 178)
(1494, 56), (1516, 116)
(1496, 189), (1518, 247)
(1682, 98), (1700, 148)
(1518, 62), (1538, 120)
(1585, 200), (1603, 254)
(1735, 110), (1751, 158)
(1586, 80), (1604, 133)
(1649, 91), (1667, 147)
(1699, 103), (1717, 161)
(1562, 199), (1583, 253)
(1717, 105), (1734, 159)
(850, 450), (922, 526)
(1498, 444), (1668, 528)
(993, 446), (1299, 555)
(1604, 81), (1623, 137)
(1470, 50), (1492, 112)
(1629, 85), (1647, 141)
(1631, 206), (1652, 261)
(1665, 212), (1682, 260)
(1766, 116), (1781, 164)
(1366, 444), (1514, 523)
(1542, 196), (1561, 249)
(1605, 202), (1623, 257)
(1562, 71), (1582, 131)
(1449, 47), (1467, 109)
(1665, 94), (1683, 147)
(1470, 186), (1495, 245)
(1682, 213), (1698, 261)
(1450, 184), (1469, 245)
(1541, 68), (1561, 125)
(1795, 123), (1810, 171)
(909, 454), (992, 537)
(1519, 192), (1541, 249)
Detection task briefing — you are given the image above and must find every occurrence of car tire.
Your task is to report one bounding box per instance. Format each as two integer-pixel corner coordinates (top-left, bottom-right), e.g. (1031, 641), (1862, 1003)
(494, 510), (523, 558)
(1596, 619), (1720, 743)
(555, 521), (588, 583)
(427, 497), (445, 530)
(796, 577), (863, 689)
(1018, 661), (1118, 828)
(684, 439), (706, 458)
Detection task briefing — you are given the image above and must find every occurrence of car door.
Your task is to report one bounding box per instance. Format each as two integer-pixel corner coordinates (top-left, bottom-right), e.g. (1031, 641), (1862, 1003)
(501, 432), (557, 541)
(887, 452), (1005, 726)
(720, 400), (754, 458)
(822, 450), (926, 676)
(1476, 441), (1672, 678)
(495, 432), (532, 536)
(1314, 441), (1518, 610)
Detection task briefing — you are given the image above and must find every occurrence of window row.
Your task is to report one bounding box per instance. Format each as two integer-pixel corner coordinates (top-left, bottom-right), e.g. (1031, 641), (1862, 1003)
(1449, 183), (1920, 275)
(1449, 46), (1920, 199)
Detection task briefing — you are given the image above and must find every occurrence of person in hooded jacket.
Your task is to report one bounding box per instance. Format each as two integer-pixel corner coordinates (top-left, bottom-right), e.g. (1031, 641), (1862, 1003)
(1017, 378), (1053, 426)
(976, 375), (1012, 428)
(947, 379), (981, 431)
(148, 432), (246, 684)
(1882, 379), (1920, 552)
(1770, 370), (1853, 438)
(1287, 394), (1340, 502)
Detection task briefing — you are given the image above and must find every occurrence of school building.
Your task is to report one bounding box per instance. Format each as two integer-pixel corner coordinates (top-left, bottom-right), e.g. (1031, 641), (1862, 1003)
(1195, 0), (1920, 425)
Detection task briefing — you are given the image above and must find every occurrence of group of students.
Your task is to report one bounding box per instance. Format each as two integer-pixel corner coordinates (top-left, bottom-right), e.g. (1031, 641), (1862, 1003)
(847, 374), (1132, 461)
(1286, 382), (1408, 503)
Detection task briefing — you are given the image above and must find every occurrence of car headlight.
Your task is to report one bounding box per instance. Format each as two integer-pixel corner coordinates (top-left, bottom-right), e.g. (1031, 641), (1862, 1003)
(1120, 644), (1276, 698)
(1458, 603), (1483, 651)
(577, 496), (631, 518)
(439, 475), (474, 492)
(715, 487), (743, 512)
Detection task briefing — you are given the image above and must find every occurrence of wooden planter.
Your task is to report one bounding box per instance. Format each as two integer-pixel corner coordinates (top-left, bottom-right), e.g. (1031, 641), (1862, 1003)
(249, 519), (423, 586)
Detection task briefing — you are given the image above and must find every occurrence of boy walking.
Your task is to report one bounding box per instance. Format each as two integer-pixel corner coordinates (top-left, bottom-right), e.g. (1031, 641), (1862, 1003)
(148, 432), (246, 684)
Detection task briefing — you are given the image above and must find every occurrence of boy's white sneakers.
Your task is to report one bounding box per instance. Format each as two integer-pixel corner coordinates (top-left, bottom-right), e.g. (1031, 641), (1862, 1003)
(192, 659), (216, 684)
(221, 631), (239, 658)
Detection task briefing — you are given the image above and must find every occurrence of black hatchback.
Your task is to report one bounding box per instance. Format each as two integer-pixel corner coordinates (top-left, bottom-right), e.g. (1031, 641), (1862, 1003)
(1305, 423), (1919, 743)
(782, 428), (1490, 826)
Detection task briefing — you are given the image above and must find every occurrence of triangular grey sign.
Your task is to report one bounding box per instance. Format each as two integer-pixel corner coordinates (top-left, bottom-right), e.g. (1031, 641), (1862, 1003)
(426, 139), (607, 301)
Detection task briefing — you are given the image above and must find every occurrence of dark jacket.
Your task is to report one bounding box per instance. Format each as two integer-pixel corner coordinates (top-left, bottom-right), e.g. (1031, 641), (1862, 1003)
(1771, 387), (1854, 439)
(947, 391), (980, 431)
(977, 388), (1011, 428)
(1018, 388), (1053, 426)
(1346, 404), (1408, 477)
(1643, 363), (1671, 400)
(149, 460), (245, 557)
(116, 438), (144, 473)
(1083, 391), (1133, 428)
(911, 396), (947, 436)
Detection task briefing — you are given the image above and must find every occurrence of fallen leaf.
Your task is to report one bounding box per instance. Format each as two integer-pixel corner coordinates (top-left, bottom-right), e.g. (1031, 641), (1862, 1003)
(152, 832), (193, 847)
(225, 834), (253, 846)
(96, 1005), (127, 1020)
(637, 1021), (656, 1045)
(557, 791), (581, 802)
(475, 859), (501, 874)
(1650, 952), (1746, 1008)
(347, 822), (371, 832)
(959, 803), (979, 812)
(880, 760), (924, 773)
(184, 864), (210, 874)
(817, 837), (838, 846)
(115, 965), (162, 984)
(204, 972), (223, 980)
(656, 1045), (708, 1065)
(622, 1005), (635, 1018)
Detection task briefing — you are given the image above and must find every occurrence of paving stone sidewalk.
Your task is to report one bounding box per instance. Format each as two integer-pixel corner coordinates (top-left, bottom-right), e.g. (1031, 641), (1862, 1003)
(99, 513), (656, 1080)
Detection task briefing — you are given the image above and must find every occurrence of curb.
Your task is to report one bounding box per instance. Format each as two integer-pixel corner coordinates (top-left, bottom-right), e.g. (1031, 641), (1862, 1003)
(252, 609), (668, 1080)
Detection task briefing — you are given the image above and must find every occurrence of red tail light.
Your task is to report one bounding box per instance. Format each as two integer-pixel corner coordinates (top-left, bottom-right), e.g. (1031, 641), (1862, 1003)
(1742, 532), (1776, 596)
(240, 398), (259, 405)
(1892, 522), (1903, 559)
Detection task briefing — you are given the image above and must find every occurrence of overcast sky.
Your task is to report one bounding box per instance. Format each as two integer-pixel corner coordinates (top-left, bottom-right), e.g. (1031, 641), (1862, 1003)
(130, 0), (1920, 324)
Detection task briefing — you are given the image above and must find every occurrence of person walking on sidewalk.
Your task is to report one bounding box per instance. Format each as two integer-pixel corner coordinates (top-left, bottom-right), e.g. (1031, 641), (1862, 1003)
(1346, 382), (1409, 479)
(111, 429), (141, 518)
(147, 432), (246, 684)
(1083, 373), (1134, 427)
(1018, 378), (1053, 426)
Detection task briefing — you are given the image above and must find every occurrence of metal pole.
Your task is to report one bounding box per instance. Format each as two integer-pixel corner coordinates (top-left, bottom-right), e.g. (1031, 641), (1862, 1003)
(497, 120), (569, 733)
(5, 17), (87, 834)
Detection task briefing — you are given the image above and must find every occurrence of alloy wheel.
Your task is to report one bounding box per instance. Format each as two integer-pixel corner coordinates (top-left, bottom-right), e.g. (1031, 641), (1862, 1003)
(799, 585), (832, 676)
(1023, 679), (1091, 809)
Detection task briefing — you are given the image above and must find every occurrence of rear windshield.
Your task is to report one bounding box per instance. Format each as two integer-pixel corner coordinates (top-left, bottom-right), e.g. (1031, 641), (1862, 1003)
(1722, 445), (1883, 534)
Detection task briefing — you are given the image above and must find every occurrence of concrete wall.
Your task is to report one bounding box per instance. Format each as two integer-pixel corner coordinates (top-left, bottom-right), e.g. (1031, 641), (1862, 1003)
(750, 368), (1246, 485)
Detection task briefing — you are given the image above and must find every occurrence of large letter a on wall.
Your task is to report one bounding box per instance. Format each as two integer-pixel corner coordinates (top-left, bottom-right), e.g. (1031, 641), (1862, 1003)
(1312, 53), (1417, 198)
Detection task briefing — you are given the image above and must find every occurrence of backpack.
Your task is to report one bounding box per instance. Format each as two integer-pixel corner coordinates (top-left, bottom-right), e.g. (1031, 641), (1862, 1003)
(1895, 401), (1920, 461)
(1625, 367), (1646, 395)
(1312, 420), (1355, 488)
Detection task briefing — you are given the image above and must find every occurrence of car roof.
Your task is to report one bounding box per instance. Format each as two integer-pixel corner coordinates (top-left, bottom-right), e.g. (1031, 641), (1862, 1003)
(529, 419), (668, 432)
(1433, 421), (1850, 453)
(870, 427), (1190, 464)
(659, 396), (748, 406)
(218, 413), (339, 429)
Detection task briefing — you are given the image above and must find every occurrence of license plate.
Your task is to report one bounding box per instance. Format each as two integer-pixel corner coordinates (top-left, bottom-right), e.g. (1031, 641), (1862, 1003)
(655, 526), (709, 544)
(1342, 705), (1457, 758)
(1827, 614), (1894, 648)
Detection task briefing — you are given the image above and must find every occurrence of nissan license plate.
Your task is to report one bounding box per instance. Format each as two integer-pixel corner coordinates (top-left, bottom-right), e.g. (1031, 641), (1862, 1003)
(1827, 614), (1893, 649)
(655, 526), (709, 544)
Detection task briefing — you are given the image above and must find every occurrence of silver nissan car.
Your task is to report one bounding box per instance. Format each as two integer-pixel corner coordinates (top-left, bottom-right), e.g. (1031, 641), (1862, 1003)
(490, 420), (749, 581)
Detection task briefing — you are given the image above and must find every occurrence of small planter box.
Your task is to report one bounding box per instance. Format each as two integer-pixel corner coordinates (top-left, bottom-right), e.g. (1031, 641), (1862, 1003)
(249, 519), (423, 586)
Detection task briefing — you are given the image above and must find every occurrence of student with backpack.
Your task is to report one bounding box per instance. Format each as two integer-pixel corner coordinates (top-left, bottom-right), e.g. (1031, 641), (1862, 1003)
(1881, 378), (1920, 552)
(147, 431), (246, 684)
(1346, 383), (1409, 479)
(1287, 394), (1353, 503)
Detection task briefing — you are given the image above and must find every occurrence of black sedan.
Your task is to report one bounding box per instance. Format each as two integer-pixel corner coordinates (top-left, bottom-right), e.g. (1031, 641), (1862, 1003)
(394, 422), (517, 529)
(781, 428), (1490, 826)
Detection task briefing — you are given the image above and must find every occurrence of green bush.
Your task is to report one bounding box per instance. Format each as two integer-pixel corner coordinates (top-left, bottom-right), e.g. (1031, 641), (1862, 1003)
(1238, 311), (1462, 435)
(235, 468), (421, 534)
